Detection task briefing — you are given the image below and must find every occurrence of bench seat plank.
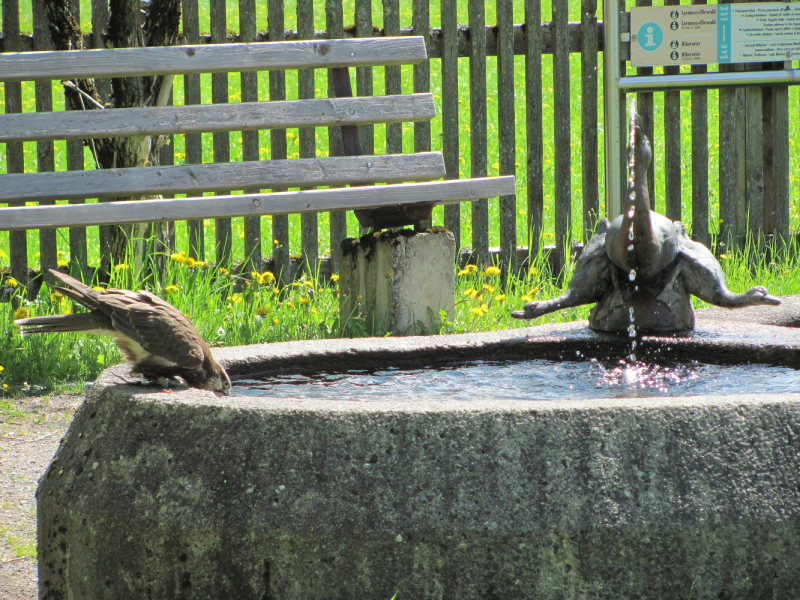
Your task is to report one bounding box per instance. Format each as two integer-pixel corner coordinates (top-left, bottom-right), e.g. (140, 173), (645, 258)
(0, 153), (447, 202)
(0, 177), (517, 231)
(0, 37), (428, 83)
(0, 94), (436, 143)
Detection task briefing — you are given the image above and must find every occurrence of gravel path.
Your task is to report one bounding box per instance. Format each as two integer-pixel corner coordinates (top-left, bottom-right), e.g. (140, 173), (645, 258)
(0, 393), (83, 600)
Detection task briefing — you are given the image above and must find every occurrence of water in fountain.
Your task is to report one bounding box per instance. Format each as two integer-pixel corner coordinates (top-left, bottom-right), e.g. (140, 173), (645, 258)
(233, 359), (800, 401)
(626, 100), (639, 365)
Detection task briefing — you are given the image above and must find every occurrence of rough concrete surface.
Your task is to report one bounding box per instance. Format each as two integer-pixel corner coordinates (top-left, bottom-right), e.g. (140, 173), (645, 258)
(37, 323), (800, 600)
(340, 229), (456, 335)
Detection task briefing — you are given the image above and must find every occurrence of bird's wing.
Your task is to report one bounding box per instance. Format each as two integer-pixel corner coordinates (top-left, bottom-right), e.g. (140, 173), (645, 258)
(99, 291), (207, 370)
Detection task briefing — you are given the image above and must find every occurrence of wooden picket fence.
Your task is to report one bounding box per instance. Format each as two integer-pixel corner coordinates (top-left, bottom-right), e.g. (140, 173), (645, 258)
(1, 0), (796, 286)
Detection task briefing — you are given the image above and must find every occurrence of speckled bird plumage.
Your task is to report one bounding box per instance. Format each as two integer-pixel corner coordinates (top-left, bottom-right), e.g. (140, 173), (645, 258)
(14, 270), (231, 394)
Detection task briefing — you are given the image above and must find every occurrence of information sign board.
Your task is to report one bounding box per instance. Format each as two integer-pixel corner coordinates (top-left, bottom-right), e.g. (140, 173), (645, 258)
(631, 2), (800, 67)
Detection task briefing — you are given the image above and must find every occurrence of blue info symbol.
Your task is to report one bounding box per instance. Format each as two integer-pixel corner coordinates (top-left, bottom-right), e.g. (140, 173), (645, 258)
(637, 22), (664, 51)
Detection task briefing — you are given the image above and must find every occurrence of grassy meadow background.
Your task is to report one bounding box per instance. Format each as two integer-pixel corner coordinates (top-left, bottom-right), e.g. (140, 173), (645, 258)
(1, 0), (799, 392)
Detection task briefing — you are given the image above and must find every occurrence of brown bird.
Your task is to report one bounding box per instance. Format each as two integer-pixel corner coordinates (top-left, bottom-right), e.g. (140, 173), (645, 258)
(14, 269), (231, 395)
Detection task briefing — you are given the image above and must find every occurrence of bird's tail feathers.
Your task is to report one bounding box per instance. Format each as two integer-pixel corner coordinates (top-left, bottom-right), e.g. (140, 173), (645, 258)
(14, 311), (110, 335)
(47, 270), (101, 310)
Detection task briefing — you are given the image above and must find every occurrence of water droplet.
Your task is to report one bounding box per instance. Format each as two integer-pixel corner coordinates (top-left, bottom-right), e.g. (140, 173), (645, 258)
(629, 270), (637, 281)
(627, 244), (634, 251)
(629, 191), (636, 200)
(627, 210), (635, 219)
(628, 230), (635, 240)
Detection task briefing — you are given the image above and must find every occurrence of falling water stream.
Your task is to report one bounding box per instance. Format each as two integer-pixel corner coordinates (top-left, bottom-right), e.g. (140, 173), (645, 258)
(626, 100), (640, 364)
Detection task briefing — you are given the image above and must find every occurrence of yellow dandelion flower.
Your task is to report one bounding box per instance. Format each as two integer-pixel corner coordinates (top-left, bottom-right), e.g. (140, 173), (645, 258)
(273, 239), (280, 245)
(310, 308), (318, 315)
(299, 297), (311, 305)
(302, 280), (314, 289)
(463, 288), (478, 298)
(720, 254), (728, 260)
(272, 318), (280, 324)
(255, 305), (270, 316)
(333, 308), (340, 313)
(330, 274), (340, 282)
(292, 282), (302, 287)
(529, 267), (538, 275)
(484, 266), (501, 276)
(286, 301), (297, 310)
(0, 249), (7, 258)
(219, 267), (229, 275)
(51, 291), (64, 303)
(457, 269), (470, 276)
(114, 263), (129, 271)
(250, 271), (260, 279)
(186, 257), (197, 267)
(482, 284), (495, 293)
(521, 295), (533, 303)
(170, 252), (187, 263)
(272, 287), (280, 295)
(494, 294), (506, 302)
(528, 286), (540, 295)
(259, 271), (276, 284)
(230, 294), (244, 304)
(14, 307), (28, 319)
(62, 308), (72, 315)
(92, 286), (105, 291)
(470, 306), (486, 317)
(2, 384), (8, 390)
(465, 264), (478, 273)
(57, 260), (69, 267)
(4, 278), (19, 288)
(0, 365), (4, 372)
(164, 285), (179, 294)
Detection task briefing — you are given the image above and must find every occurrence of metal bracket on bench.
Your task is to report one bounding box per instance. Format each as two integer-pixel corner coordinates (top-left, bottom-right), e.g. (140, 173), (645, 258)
(330, 66), (434, 231)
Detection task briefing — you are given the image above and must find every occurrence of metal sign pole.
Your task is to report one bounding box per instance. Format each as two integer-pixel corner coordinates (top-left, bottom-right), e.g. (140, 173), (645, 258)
(602, 0), (627, 221)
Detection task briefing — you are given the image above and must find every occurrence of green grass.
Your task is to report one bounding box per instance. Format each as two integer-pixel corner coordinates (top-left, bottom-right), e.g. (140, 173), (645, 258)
(1, 233), (799, 391)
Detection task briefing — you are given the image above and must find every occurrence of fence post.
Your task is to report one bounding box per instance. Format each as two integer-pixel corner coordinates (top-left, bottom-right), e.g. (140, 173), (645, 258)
(468, 0), (489, 265)
(298, 0), (319, 275)
(581, 0), (600, 241)
(497, 0), (517, 276)
(3, 0), (29, 298)
(525, 0), (544, 260)
(441, 0), (461, 257)
(553, 0), (572, 276)
(240, 0), (262, 275)
(182, 0), (205, 261)
(268, 0), (290, 283)
(326, 0), (347, 275)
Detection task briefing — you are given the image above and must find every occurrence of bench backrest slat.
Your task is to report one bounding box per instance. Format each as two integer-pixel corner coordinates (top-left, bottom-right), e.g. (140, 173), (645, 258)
(0, 37), (428, 83)
(0, 94), (436, 143)
(1, 178), (517, 231)
(1, 153), (447, 203)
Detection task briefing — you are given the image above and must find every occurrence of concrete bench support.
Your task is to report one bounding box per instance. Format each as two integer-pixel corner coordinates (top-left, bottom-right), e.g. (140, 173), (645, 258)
(339, 228), (456, 335)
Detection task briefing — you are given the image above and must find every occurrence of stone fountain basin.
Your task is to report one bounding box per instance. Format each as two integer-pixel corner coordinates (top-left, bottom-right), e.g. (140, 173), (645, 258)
(38, 320), (800, 600)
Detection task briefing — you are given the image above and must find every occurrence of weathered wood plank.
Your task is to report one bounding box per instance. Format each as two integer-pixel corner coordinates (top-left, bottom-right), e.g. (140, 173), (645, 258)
(663, 0), (681, 222)
(0, 178), (517, 232)
(269, 0), (290, 282)
(745, 84), (764, 241)
(240, 0), (261, 273)
(0, 94), (437, 144)
(326, 0), (347, 274)
(690, 0), (709, 248)
(762, 74), (790, 247)
(65, 0), (88, 279)
(553, 0), (571, 274)
(211, 0), (232, 266)
(32, 0), (57, 285)
(469, 0), (489, 264)
(441, 0), (461, 253)
(581, 0), (599, 240)
(413, 0), (432, 231)
(355, 0), (375, 158)
(382, 0), (403, 155)
(0, 38), (430, 83)
(634, 0), (654, 210)
(497, 0), (516, 273)
(182, 0), (204, 260)
(1, 153), (448, 203)
(2, 0), (28, 290)
(91, 0), (111, 103)
(525, 0), (544, 258)
(297, 0), (319, 272)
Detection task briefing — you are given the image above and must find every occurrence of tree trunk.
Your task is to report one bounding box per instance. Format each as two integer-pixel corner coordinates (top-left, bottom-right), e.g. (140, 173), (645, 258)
(45, 0), (181, 282)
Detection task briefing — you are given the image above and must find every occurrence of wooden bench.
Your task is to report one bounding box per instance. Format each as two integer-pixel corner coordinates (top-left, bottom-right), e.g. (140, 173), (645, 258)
(0, 36), (515, 283)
